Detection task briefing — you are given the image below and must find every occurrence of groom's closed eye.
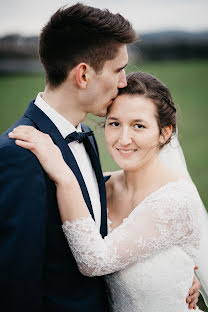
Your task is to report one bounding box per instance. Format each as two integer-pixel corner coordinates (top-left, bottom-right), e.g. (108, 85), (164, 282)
(116, 63), (127, 73)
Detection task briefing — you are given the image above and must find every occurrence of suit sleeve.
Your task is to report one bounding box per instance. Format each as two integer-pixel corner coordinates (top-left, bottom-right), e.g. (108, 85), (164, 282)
(0, 141), (48, 311)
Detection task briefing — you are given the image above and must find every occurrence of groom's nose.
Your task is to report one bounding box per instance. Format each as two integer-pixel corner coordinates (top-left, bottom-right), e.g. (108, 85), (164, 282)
(118, 69), (127, 88)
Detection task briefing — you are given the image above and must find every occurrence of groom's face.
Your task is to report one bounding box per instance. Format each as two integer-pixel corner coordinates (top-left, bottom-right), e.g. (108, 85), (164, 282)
(85, 45), (128, 117)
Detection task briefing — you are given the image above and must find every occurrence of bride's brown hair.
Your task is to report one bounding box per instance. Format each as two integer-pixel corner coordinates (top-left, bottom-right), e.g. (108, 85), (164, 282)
(118, 72), (177, 146)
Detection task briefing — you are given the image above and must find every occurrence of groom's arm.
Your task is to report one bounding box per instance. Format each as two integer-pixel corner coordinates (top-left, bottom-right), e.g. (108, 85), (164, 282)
(0, 140), (48, 311)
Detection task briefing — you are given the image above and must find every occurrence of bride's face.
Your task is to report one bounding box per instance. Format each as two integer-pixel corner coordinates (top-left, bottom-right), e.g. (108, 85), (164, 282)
(105, 94), (163, 171)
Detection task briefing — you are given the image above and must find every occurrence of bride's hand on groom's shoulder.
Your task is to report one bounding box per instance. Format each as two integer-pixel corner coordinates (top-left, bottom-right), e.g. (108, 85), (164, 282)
(8, 125), (73, 184)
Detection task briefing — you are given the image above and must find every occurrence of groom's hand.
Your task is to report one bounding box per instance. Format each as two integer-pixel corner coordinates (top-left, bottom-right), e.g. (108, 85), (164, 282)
(186, 269), (201, 310)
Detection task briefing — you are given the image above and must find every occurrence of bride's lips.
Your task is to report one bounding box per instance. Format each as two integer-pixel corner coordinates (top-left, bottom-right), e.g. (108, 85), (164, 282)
(116, 148), (137, 158)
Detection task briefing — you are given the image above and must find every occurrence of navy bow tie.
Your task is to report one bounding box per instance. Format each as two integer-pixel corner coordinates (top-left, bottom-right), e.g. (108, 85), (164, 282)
(65, 130), (93, 144)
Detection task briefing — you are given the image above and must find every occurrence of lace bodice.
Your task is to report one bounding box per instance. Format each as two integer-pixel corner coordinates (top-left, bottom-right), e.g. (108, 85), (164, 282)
(62, 180), (203, 311)
(62, 180), (201, 277)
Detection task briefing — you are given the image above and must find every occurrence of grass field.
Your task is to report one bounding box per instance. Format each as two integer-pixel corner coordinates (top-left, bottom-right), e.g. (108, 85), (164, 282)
(0, 60), (207, 209)
(0, 59), (208, 310)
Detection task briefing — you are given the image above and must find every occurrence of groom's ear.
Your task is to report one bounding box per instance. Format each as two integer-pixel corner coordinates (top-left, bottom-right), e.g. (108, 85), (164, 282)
(159, 125), (172, 144)
(74, 63), (89, 89)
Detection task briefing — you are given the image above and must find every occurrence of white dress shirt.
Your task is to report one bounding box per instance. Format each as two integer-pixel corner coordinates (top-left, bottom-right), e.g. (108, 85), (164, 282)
(34, 93), (101, 229)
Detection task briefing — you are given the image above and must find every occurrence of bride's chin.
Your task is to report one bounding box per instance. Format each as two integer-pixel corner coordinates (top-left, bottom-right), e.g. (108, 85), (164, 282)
(113, 161), (138, 172)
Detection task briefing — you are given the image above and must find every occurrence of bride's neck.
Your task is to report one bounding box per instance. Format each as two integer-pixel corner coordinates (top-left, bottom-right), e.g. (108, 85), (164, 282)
(123, 156), (164, 198)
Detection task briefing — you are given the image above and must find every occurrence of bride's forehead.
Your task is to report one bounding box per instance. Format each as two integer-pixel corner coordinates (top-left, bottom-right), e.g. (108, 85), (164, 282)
(109, 95), (157, 118)
(113, 94), (155, 108)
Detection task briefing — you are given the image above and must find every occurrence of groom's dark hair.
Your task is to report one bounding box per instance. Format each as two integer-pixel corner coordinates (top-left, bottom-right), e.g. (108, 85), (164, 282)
(39, 2), (136, 88)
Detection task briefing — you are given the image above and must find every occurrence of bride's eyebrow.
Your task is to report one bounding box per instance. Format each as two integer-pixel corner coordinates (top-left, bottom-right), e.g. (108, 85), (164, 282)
(133, 119), (145, 123)
(107, 117), (119, 120)
(107, 117), (148, 123)
(133, 119), (149, 125)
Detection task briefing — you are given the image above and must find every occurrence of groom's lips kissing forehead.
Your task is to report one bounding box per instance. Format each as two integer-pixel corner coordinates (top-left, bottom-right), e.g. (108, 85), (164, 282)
(111, 92), (119, 102)
(107, 94), (118, 106)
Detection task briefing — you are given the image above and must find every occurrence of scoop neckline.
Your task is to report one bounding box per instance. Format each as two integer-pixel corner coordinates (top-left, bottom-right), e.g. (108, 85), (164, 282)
(108, 178), (194, 231)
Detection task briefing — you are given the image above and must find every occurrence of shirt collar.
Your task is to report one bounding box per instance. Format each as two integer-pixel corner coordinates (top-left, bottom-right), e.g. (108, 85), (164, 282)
(34, 92), (82, 138)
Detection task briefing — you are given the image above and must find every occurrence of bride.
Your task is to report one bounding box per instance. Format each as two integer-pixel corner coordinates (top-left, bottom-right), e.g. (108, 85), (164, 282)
(9, 72), (206, 311)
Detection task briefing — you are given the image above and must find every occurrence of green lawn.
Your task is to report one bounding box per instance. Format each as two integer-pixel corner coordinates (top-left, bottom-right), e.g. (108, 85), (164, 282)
(0, 60), (207, 209)
(0, 60), (208, 310)
(93, 60), (208, 209)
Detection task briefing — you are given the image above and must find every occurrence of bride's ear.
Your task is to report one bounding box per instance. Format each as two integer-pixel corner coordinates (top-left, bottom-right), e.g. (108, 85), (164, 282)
(159, 125), (172, 145)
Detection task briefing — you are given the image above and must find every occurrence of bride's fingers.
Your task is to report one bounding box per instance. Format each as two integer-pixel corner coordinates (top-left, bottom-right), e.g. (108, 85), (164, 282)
(9, 130), (32, 142)
(9, 129), (46, 154)
(13, 125), (38, 133)
(11, 125), (37, 138)
(9, 127), (52, 144)
(15, 139), (36, 151)
(13, 125), (38, 135)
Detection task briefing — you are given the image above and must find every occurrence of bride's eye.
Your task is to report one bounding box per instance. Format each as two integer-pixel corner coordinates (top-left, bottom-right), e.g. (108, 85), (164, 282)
(134, 124), (145, 129)
(109, 122), (120, 127)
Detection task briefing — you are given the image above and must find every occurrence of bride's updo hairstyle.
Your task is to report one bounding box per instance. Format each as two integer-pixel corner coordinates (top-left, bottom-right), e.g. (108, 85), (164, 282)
(118, 72), (177, 147)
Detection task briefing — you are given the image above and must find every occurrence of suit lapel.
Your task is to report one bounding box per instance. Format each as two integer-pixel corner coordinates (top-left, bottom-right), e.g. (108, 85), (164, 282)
(24, 101), (95, 221)
(81, 125), (107, 238)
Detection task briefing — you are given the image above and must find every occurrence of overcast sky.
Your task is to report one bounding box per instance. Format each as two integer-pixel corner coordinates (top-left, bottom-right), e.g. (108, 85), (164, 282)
(0, 0), (208, 36)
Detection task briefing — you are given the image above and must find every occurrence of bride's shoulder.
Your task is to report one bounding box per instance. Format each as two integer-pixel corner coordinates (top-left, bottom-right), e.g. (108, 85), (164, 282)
(154, 167), (199, 202)
(165, 178), (198, 196)
(151, 178), (201, 211)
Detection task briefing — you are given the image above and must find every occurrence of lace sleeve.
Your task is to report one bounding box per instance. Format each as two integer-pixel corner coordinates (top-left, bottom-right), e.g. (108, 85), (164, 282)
(62, 181), (200, 276)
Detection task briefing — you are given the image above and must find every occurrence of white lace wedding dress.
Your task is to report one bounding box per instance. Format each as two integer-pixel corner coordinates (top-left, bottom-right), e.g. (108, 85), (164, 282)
(62, 179), (203, 311)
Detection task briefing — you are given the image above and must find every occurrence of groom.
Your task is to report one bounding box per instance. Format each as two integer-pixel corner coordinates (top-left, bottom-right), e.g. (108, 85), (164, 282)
(0, 3), (200, 311)
(0, 3), (134, 311)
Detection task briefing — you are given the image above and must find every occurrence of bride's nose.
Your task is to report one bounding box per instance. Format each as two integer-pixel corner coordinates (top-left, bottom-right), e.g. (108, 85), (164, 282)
(118, 127), (132, 145)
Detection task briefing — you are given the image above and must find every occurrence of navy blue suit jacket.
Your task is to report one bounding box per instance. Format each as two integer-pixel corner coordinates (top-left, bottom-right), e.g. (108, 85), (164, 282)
(0, 101), (108, 311)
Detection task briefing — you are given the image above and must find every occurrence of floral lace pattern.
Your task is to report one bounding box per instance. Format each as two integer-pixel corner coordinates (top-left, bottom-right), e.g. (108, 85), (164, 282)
(62, 180), (202, 311)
